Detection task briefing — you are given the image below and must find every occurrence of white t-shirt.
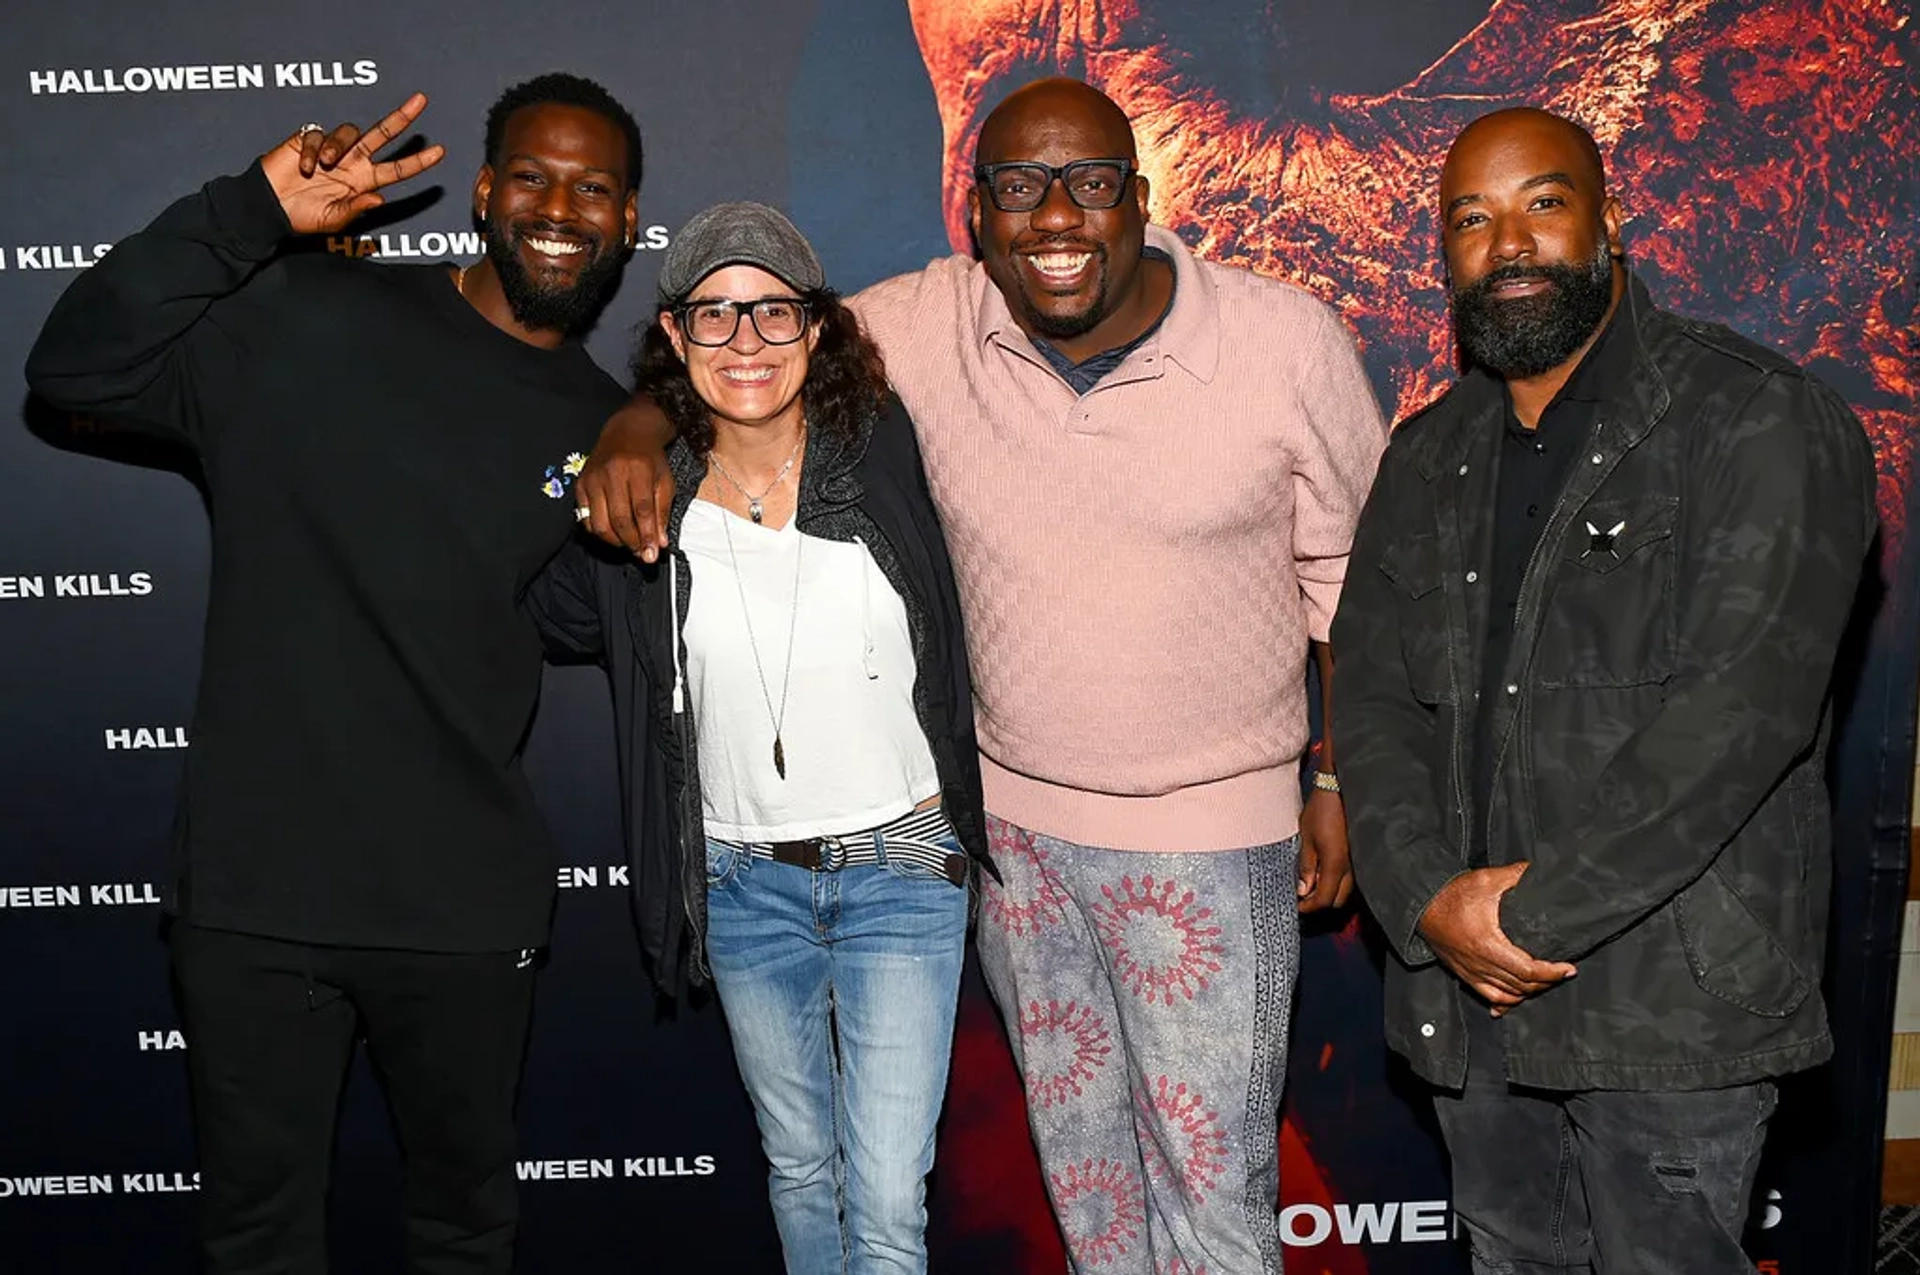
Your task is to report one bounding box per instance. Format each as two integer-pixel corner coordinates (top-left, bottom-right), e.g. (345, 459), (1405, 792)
(680, 499), (940, 842)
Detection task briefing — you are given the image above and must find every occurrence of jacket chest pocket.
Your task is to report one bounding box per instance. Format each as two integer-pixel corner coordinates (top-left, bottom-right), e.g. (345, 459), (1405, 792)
(1533, 496), (1678, 688)
(1379, 532), (1451, 705)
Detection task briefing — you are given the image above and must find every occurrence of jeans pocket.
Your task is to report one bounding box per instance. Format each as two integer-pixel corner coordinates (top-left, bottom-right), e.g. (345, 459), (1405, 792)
(704, 840), (747, 889)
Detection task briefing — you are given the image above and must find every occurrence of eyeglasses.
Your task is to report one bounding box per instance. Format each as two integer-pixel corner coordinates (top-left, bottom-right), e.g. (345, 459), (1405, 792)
(674, 296), (811, 347)
(973, 159), (1135, 213)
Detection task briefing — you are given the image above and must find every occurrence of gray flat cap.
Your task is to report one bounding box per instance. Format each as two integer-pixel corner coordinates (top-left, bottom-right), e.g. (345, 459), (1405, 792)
(657, 201), (826, 303)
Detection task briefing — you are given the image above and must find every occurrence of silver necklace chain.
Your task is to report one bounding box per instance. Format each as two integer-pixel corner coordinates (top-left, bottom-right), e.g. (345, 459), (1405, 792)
(718, 502), (803, 780)
(707, 431), (803, 524)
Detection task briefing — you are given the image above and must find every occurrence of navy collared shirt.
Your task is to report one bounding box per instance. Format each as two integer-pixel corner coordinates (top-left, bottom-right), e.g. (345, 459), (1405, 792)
(1029, 248), (1176, 394)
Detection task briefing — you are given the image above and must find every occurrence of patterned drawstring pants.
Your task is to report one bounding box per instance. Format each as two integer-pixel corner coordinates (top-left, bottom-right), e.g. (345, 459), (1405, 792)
(975, 815), (1301, 1275)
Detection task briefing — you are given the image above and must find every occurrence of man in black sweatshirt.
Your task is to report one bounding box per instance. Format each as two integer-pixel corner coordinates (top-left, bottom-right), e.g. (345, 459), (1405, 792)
(25, 74), (639, 1274)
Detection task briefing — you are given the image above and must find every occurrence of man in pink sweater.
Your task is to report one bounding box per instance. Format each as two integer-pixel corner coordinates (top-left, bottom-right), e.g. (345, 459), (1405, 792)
(580, 78), (1387, 1275)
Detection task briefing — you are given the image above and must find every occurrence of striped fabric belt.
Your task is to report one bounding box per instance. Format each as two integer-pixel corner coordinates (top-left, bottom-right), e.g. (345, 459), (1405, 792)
(715, 806), (966, 886)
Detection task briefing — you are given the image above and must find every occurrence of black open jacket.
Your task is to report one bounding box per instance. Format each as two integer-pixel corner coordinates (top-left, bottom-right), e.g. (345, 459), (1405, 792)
(527, 394), (989, 992)
(1334, 277), (1878, 1091)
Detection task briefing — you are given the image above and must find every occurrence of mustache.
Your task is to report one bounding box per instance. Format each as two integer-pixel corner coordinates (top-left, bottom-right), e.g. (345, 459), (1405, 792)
(513, 220), (603, 248)
(1472, 263), (1558, 290)
(1455, 246), (1613, 303)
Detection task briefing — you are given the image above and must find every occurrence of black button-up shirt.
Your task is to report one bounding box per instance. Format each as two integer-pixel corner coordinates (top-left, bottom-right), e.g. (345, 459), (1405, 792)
(1469, 308), (1631, 866)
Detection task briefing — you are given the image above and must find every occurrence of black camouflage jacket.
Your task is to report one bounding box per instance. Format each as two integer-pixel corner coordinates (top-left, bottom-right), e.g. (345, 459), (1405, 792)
(1333, 276), (1878, 1091)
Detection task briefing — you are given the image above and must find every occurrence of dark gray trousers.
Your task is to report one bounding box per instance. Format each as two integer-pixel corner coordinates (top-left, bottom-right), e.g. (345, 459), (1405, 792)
(1433, 1006), (1776, 1275)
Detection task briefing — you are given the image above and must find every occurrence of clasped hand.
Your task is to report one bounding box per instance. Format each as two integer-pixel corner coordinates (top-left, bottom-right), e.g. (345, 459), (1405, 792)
(1418, 863), (1576, 1015)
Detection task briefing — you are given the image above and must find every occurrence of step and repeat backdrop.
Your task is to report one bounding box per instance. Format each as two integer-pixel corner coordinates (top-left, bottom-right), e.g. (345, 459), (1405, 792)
(4, 1), (1916, 1271)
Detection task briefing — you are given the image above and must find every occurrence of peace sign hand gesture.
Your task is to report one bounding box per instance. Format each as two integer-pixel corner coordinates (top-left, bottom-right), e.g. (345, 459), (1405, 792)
(259, 92), (446, 235)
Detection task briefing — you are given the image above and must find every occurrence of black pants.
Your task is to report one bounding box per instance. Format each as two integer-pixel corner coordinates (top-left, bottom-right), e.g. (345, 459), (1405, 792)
(170, 923), (538, 1275)
(1432, 1007), (1776, 1275)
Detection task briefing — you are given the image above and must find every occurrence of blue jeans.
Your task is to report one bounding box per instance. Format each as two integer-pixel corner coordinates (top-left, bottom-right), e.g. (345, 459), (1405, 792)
(704, 832), (968, 1275)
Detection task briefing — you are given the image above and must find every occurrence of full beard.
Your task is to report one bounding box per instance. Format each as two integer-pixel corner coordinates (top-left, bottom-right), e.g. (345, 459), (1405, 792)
(484, 216), (625, 335)
(1452, 239), (1616, 379)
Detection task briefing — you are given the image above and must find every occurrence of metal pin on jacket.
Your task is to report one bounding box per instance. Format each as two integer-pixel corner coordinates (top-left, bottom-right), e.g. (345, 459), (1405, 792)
(1582, 519), (1626, 559)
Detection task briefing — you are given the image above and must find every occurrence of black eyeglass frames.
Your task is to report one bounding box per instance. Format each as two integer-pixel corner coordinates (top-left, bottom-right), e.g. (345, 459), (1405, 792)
(972, 159), (1136, 213)
(674, 296), (812, 347)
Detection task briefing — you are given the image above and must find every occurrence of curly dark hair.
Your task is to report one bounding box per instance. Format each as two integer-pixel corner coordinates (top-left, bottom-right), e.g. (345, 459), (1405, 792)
(632, 289), (889, 456)
(484, 72), (643, 192)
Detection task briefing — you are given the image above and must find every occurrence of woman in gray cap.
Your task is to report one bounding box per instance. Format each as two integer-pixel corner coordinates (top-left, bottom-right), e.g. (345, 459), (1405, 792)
(527, 201), (990, 1274)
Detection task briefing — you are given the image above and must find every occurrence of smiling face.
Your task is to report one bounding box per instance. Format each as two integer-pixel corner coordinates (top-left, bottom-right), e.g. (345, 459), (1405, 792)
(1440, 108), (1624, 380)
(473, 102), (638, 334)
(660, 265), (819, 437)
(967, 79), (1159, 356)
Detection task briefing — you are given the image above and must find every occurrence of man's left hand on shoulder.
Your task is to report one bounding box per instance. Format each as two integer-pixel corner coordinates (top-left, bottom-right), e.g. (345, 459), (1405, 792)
(575, 399), (676, 561)
(1297, 788), (1354, 912)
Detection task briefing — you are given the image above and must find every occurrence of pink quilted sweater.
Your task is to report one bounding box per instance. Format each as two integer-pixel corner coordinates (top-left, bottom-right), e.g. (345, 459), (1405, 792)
(850, 226), (1388, 852)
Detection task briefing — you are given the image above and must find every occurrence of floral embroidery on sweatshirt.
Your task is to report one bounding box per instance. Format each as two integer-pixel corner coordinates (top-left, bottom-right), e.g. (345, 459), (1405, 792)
(540, 452), (588, 499)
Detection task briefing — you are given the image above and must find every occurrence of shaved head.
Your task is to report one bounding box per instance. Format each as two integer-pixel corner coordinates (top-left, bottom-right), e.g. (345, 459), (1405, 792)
(1443, 107), (1607, 201)
(975, 77), (1139, 166)
(965, 76), (1168, 361)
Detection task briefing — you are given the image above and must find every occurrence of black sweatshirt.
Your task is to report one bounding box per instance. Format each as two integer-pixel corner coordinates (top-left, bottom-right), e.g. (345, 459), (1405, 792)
(26, 163), (625, 951)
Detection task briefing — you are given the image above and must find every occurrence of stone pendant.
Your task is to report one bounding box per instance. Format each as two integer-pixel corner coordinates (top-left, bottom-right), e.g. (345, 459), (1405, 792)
(773, 735), (786, 780)
(749, 500), (764, 524)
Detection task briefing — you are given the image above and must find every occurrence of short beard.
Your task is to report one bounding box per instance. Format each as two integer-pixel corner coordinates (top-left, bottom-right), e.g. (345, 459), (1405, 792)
(484, 215), (625, 335)
(1012, 251), (1111, 342)
(1452, 239), (1615, 379)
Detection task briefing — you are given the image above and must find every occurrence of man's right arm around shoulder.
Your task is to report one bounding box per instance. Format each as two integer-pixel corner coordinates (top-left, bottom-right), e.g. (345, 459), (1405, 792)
(25, 94), (443, 446)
